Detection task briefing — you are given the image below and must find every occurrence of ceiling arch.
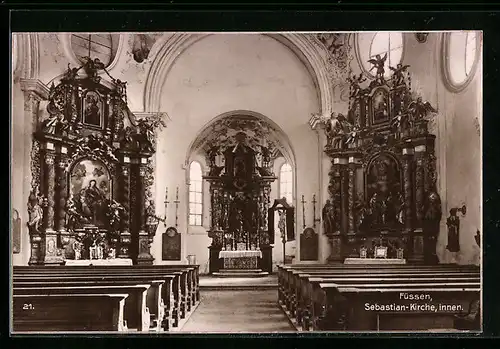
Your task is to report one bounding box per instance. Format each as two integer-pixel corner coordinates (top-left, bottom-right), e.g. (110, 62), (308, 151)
(185, 110), (296, 169)
(143, 33), (333, 118)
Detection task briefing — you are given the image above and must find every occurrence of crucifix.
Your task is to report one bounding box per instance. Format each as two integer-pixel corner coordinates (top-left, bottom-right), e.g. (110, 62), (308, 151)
(174, 187), (180, 228)
(312, 194), (318, 229)
(301, 195), (307, 230)
(163, 187), (169, 227)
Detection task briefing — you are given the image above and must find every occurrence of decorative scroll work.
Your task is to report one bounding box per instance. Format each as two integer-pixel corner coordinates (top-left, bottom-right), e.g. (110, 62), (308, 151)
(306, 33), (354, 82)
(318, 66), (440, 264)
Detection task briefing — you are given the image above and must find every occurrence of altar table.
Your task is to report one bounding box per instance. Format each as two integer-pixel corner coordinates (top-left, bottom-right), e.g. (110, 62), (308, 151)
(218, 250), (262, 270)
(64, 258), (133, 266)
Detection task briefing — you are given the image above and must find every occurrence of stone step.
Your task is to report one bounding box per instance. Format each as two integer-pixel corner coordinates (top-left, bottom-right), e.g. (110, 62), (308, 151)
(212, 270), (270, 278)
(217, 269), (264, 274)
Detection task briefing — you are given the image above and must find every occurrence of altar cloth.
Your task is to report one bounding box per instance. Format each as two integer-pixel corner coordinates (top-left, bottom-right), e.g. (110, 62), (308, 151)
(344, 258), (406, 265)
(64, 258), (133, 266)
(219, 250), (262, 259)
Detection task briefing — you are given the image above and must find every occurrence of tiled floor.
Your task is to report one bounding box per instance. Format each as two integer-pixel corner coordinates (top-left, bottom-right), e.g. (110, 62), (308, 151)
(180, 289), (295, 333)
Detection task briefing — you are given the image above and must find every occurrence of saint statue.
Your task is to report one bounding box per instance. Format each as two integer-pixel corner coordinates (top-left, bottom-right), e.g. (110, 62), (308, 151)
(27, 190), (44, 235)
(322, 200), (336, 236)
(446, 208), (460, 253)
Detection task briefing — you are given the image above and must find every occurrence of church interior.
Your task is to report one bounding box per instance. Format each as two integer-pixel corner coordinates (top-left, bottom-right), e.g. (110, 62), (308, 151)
(11, 31), (482, 333)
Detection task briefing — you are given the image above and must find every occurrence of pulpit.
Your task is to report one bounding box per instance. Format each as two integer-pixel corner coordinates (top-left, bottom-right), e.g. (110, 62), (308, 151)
(25, 56), (165, 266)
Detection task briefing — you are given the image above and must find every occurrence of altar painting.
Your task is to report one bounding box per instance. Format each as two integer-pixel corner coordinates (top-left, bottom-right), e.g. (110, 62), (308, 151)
(68, 158), (112, 228)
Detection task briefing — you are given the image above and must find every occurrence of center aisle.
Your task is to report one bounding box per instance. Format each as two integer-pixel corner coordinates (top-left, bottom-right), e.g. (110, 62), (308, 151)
(179, 287), (295, 332)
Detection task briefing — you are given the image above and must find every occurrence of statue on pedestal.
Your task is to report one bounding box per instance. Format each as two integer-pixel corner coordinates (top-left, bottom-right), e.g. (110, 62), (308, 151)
(27, 189), (45, 235)
(322, 200), (336, 236)
(446, 208), (461, 253)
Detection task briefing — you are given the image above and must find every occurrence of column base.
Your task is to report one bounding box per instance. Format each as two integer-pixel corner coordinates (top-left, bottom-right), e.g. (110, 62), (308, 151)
(136, 253), (154, 265)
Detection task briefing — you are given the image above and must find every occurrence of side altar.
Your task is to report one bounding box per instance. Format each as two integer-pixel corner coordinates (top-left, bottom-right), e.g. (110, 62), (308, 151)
(25, 57), (165, 265)
(316, 63), (442, 265)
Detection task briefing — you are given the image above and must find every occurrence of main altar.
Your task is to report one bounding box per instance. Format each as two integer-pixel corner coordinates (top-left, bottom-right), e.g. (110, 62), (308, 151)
(317, 64), (442, 265)
(25, 56), (165, 266)
(203, 131), (277, 274)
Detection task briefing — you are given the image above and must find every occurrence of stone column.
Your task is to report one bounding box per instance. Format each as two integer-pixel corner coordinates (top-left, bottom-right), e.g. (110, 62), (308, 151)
(402, 147), (415, 233)
(137, 157), (154, 265)
(43, 143), (62, 264)
(56, 146), (71, 251)
(119, 158), (132, 259)
(414, 145), (426, 229)
(326, 159), (343, 263)
(347, 159), (357, 235)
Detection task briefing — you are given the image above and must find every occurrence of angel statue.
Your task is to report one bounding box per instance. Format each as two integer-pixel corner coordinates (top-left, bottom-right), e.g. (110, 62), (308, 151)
(347, 73), (367, 98)
(345, 126), (361, 147)
(41, 102), (70, 135)
(389, 63), (411, 86)
(407, 97), (437, 121)
(391, 112), (411, 133)
(368, 53), (388, 83)
(80, 57), (106, 81)
(324, 113), (352, 149)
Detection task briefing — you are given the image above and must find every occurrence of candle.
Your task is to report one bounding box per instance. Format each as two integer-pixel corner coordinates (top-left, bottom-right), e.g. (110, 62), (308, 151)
(165, 187), (168, 201)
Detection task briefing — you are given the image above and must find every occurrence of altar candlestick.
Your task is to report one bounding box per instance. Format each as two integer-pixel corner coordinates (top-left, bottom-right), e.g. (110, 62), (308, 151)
(301, 195), (307, 230)
(174, 187), (180, 228)
(312, 194), (317, 229)
(164, 186), (169, 227)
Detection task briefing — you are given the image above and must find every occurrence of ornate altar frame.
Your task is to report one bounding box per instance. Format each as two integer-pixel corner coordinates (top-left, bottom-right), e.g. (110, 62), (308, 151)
(204, 135), (277, 273)
(26, 57), (165, 265)
(321, 68), (442, 264)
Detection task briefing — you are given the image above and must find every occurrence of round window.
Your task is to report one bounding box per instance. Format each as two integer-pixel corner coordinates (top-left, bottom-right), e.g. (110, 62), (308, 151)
(444, 31), (481, 92)
(357, 32), (404, 78)
(71, 33), (120, 68)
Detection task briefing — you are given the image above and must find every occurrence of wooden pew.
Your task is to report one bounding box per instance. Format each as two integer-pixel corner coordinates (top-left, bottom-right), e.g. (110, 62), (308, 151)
(282, 269), (479, 318)
(279, 265), (479, 315)
(14, 264), (200, 309)
(275, 264), (480, 332)
(13, 265), (200, 330)
(14, 282), (155, 332)
(302, 276), (479, 330)
(13, 293), (128, 332)
(290, 272), (479, 322)
(277, 264), (479, 304)
(14, 265), (200, 307)
(315, 284), (480, 331)
(13, 274), (172, 331)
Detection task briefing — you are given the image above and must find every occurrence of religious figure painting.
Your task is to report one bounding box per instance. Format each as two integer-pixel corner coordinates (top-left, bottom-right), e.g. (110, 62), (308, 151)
(82, 91), (103, 127)
(362, 154), (403, 232)
(68, 159), (111, 228)
(371, 88), (390, 124)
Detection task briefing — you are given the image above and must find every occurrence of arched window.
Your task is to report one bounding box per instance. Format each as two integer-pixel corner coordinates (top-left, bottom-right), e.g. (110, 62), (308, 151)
(357, 32), (404, 78)
(71, 33), (119, 68)
(444, 31), (481, 91)
(189, 161), (203, 226)
(279, 163), (293, 205)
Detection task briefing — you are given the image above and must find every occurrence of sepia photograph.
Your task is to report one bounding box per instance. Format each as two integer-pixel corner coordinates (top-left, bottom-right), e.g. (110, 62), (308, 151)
(10, 30), (482, 334)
